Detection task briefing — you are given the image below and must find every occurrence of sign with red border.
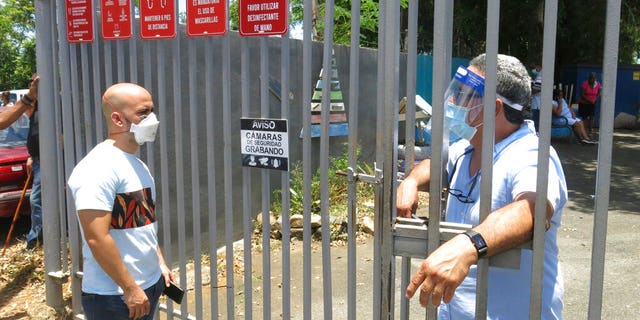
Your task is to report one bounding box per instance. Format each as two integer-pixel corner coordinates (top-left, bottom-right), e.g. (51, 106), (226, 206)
(239, 0), (288, 36)
(66, 0), (94, 42)
(101, 0), (132, 40)
(140, 0), (177, 39)
(186, 0), (227, 37)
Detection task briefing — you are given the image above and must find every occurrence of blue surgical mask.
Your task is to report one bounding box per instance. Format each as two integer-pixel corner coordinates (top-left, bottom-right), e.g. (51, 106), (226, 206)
(445, 102), (479, 142)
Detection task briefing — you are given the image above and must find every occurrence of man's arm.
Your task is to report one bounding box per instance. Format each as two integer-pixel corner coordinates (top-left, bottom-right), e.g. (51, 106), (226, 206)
(405, 192), (554, 307)
(0, 77), (39, 130)
(551, 101), (562, 116)
(157, 246), (174, 287)
(396, 158), (432, 218)
(78, 209), (151, 319)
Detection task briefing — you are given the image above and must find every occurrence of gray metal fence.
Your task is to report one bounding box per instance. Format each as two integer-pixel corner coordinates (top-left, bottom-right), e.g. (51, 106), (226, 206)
(34, 0), (621, 319)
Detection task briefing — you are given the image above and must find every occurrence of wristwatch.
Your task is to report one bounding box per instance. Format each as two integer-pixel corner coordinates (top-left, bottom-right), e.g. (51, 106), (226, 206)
(463, 229), (488, 258)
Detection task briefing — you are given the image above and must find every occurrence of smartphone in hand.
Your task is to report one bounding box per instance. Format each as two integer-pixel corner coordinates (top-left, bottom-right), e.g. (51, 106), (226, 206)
(163, 281), (184, 304)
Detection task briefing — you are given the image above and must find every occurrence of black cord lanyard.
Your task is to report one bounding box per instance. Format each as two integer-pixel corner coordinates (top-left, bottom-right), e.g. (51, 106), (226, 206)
(441, 147), (475, 218)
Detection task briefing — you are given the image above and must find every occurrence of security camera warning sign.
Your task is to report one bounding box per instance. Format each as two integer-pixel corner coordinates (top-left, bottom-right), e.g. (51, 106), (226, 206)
(241, 118), (288, 171)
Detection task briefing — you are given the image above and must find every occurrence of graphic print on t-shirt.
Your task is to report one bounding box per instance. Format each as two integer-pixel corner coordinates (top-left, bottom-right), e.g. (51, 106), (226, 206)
(111, 187), (156, 229)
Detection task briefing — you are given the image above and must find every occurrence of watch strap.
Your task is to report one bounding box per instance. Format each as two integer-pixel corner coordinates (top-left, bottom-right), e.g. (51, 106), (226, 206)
(464, 229), (488, 258)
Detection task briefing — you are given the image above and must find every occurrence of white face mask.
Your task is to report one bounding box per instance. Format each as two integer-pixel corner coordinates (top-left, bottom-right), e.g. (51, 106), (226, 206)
(129, 112), (159, 145)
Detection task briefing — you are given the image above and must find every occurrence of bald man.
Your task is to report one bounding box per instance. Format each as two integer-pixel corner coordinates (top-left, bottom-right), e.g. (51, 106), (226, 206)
(68, 83), (172, 320)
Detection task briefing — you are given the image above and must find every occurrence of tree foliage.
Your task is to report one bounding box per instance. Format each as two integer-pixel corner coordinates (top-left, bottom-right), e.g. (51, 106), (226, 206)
(283, 0), (639, 68)
(0, 0), (36, 90)
(413, 0), (639, 68)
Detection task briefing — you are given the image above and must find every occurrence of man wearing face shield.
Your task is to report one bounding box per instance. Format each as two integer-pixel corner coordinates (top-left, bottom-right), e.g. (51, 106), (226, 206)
(397, 54), (567, 319)
(68, 83), (174, 320)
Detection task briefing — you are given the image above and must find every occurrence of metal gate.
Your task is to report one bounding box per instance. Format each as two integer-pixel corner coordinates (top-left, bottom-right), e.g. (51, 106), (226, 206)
(33, 0), (623, 319)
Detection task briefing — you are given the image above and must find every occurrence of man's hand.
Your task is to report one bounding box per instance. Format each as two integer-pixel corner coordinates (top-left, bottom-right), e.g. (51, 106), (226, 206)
(160, 262), (175, 287)
(26, 157), (33, 175)
(406, 234), (477, 307)
(396, 178), (419, 218)
(123, 284), (151, 320)
(28, 76), (40, 101)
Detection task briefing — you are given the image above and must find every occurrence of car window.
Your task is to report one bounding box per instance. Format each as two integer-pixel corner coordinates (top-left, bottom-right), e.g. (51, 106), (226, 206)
(0, 109), (29, 147)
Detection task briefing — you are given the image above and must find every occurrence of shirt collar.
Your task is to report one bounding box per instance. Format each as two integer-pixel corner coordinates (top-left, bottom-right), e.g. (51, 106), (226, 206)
(493, 120), (536, 161)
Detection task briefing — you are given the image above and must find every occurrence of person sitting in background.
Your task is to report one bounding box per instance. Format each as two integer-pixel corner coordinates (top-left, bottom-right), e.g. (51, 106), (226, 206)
(552, 88), (595, 145)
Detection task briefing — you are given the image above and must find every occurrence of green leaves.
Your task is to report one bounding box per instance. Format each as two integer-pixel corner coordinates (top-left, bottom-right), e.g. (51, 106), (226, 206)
(0, 0), (35, 90)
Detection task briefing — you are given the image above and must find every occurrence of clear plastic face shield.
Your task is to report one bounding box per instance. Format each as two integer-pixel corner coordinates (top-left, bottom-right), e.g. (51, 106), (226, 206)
(443, 66), (485, 141)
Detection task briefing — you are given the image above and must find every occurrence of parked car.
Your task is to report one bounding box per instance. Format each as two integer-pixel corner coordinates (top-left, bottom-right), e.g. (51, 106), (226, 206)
(0, 112), (31, 218)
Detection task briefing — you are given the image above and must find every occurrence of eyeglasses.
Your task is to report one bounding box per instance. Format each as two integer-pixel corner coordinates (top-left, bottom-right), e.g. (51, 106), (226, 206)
(447, 183), (477, 204)
(446, 148), (478, 204)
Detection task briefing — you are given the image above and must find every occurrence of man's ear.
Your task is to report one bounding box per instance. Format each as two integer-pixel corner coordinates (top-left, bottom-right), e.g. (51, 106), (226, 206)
(111, 112), (124, 126)
(495, 98), (505, 117)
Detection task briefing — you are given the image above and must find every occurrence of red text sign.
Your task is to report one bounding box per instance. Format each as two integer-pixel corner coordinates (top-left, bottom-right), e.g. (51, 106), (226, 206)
(66, 0), (94, 42)
(101, 0), (132, 40)
(187, 0), (227, 37)
(239, 0), (288, 36)
(140, 0), (177, 39)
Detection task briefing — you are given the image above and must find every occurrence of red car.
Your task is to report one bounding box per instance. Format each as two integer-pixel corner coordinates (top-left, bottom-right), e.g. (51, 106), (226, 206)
(0, 113), (31, 218)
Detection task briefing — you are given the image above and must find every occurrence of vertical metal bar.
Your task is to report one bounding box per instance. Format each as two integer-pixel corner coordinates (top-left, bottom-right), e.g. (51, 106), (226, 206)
(80, 45), (94, 151)
(320, 0), (335, 318)
(588, 1), (621, 319)
(188, 37), (203, 320)
(143, 41), (155, 174)
(373, 3), (385, 319)
(205, 35), (220, 320)
(347, 0), (362, 318)
(158, 45), (175, 317)
(91, 0), (103, 140)
(530, 1), (558, 319)
(116, 42), (125, 81)
(129, 18), (138, 84)
(474, 2), (500, 319)
(380, 0), (400, 318)
(260, 36), (272, 320)
(428, 0), (453, 317)
(302, 0), (313, 317)
(404, 0), (418, 175)
(55, 1), (82, 314)
(171, 34), (189, 318)
(400, 0), (419, 318)
(223, 32), (236, 320)
(53, 1), (68, 274)
(280, 32), (292, 320)
(35, 0), (63, 309)
(104, 41), (113, 87)
(241, 36), (253, 320)
(69, 48), (84, 160)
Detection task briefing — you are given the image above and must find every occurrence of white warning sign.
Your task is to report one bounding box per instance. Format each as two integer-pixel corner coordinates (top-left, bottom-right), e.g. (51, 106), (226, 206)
(241, 118), (288, 171)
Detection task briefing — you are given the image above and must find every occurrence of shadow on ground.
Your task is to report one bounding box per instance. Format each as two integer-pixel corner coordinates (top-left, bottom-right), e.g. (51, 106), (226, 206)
(553, 129), (640, 215)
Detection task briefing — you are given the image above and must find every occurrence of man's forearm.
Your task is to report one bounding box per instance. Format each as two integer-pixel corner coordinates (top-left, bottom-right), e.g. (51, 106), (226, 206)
(87, 235), (139, 292)
(0, 99), (30, 129)
(473, 192), (553, 257)
(404, 158), (432, 191)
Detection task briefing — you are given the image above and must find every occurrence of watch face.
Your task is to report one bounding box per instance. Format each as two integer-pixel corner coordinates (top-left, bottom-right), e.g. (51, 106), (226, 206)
(475, 236), (486, 248)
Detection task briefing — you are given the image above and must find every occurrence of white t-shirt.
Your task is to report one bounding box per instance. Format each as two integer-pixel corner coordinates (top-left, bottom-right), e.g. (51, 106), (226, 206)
(68, 141), (161, 295)
(440, 121), (566, 320)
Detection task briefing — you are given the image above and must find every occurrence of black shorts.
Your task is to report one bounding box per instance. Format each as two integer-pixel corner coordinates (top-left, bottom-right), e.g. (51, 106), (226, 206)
(578, 103), (595, 119)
